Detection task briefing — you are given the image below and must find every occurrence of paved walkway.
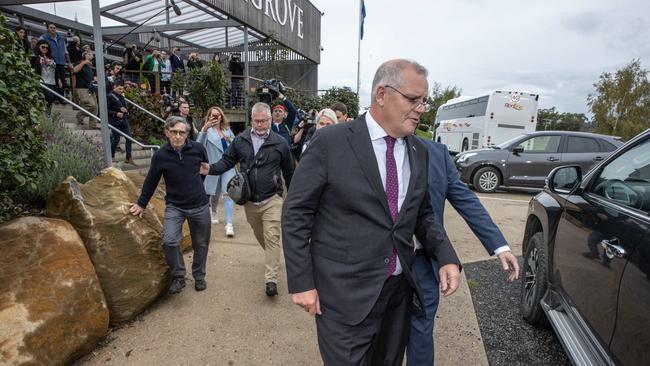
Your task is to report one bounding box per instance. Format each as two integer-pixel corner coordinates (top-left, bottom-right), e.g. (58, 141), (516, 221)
(77, 193), (530, 365)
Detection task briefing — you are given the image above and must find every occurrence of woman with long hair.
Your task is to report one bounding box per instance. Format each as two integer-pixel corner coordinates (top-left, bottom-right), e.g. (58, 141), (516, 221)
(32, 39), (59, 112)
(197, 106), (237, 237)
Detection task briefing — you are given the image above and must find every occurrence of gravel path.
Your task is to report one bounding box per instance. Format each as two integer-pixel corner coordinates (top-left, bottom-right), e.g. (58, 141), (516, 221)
(465, 257), (571, 366)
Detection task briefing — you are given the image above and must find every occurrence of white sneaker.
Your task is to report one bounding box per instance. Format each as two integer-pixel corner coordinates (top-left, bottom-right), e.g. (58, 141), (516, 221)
(211, 211), (219, 224)
(225, 223), (235, 237)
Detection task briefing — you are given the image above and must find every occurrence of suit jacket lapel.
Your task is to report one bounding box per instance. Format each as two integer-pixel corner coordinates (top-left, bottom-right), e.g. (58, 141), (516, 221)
(396, 134), (420, 224)
(346, 118), (392, 219)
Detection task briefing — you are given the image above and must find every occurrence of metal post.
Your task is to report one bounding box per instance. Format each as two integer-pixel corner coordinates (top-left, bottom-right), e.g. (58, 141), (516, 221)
(91, 0), (113, 168)
(244, 26), (250, 126)
(356, 0), (362, 98)
(165, 0), (170, 49)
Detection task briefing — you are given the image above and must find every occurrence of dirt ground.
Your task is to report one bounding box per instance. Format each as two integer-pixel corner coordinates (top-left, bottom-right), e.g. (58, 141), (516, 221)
(75, 191), (532, 366)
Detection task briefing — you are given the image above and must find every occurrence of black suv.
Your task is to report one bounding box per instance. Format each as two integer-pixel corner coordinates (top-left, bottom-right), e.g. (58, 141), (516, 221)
(454, 131), (622, 193)
(521, 129), (650, 365)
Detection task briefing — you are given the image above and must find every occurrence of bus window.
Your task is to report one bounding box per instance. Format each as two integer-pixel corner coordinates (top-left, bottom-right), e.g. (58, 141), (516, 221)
(438, 98), (488, 120)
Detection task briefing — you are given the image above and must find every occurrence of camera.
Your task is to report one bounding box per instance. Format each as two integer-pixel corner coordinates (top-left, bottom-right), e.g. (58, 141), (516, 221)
(257, 79), (286, 104)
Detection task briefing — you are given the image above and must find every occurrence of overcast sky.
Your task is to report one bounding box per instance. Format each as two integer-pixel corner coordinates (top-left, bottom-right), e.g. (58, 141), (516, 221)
(29, 0), (650, 115)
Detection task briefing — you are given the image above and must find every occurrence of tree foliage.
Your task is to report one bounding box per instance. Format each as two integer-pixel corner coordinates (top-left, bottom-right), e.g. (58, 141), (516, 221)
(285, 86), (360, 118)
(536, 107), (588, 132)
(421, 82), (462, 126)
(588, 59), (650, 140)
(0, 15), (49, 222)
(171, 61), (227, 117)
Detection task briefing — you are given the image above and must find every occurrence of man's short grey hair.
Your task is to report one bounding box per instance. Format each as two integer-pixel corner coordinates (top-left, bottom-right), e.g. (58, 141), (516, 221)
(251, 102), (271, 117)
(370, 59), (428, 103)
(165, 116), (189, 130)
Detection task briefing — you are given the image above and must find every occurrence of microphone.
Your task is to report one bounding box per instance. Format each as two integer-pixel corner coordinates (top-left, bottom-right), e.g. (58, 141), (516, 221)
(170, 0), (182, 16)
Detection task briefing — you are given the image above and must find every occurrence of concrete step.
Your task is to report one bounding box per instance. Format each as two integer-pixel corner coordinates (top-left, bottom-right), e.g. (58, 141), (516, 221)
(114, 149), (153, 160)
(111, 157), (151, 171)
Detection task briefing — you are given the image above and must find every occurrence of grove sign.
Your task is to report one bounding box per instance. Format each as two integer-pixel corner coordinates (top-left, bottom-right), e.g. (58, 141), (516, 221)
(206, 0), (321, 63)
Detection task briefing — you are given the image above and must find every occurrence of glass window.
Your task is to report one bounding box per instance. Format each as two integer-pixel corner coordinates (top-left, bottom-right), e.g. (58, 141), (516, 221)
(590, 139), (650, 212)
(566, 136), (601, 153)
(600, 140), (619, 152)
(517, 135), (561, 153)
(437, 97), (489, 120)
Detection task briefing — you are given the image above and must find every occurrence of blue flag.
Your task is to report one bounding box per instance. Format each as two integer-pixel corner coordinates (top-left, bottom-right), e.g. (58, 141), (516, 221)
(360, 0), (366, 40)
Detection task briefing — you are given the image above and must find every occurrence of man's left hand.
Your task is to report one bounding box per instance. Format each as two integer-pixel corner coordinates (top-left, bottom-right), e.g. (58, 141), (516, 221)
(200, 162), (209, 175)
(497, 250), (519, 282)
(439, 263), (461, 297)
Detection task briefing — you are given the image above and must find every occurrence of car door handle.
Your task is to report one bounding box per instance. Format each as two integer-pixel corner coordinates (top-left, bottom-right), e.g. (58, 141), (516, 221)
(547, 157), (559, 162)
(600, 239), (627, 259)
(593, 156), (604, 161)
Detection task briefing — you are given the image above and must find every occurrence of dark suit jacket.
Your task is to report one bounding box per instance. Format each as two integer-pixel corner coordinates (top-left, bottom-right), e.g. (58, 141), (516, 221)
(282, 116), (461, 325)
(421, 139), (506, 255)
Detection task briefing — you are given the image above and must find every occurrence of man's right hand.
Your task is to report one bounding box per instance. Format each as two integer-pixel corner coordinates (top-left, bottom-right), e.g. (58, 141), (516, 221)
(129, 203), (144, 217)
(291, 289), (321, 316)
(116, 112), (123, 118)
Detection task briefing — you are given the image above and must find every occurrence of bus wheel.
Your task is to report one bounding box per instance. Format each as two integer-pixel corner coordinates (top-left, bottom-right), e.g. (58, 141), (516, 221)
(473, 166), (500, 193)
(461, 138), (469, 151)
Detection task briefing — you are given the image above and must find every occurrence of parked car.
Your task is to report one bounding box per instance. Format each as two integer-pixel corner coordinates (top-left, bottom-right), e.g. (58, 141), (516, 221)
(520, 128), (650, 366)
(454, 131), (623, 193)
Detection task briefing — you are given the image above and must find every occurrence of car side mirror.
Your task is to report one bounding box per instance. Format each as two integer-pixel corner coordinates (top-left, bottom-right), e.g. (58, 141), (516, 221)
(547, 165), (582, 194)
(512, 146), (524, 154)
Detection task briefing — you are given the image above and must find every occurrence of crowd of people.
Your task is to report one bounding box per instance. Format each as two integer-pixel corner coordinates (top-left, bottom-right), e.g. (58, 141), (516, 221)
(17, 25), (521, 364)
(124, 58), (521, 366)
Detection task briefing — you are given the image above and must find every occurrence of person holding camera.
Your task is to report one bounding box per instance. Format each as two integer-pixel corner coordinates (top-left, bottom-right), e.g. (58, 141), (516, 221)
(300, 108), (337, 155)
(122, 44), (142, 83)
(197, 106), (236, 236)
(108, 80), (136, 165)
(271, 92), (297, 147)
(203, 102), (294, 296)
(72, 51), (98, 129)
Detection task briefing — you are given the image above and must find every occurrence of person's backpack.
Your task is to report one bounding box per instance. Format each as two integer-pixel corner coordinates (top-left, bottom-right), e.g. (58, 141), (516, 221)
(227, 171), (251, 205)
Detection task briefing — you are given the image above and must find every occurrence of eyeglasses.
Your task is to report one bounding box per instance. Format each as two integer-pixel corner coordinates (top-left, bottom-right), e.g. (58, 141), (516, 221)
(40, 45), (49, 49)
(252, 118), (270, 124)
(385, 85), (427, 111)
(167, 129), (188, 136)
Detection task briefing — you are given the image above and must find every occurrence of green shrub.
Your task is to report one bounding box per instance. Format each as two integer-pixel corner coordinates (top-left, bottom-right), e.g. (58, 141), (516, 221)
(171, 61), (227, 117)
(284, 86), (360, 118)
(415, 128), (433, 140)
(0, 15), (49, 222)
(124, 86), (165, 142)
(22, 114), (104, 205)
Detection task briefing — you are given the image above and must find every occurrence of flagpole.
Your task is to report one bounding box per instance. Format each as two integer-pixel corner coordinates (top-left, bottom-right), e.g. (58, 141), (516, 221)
(356, 0), (362, 99)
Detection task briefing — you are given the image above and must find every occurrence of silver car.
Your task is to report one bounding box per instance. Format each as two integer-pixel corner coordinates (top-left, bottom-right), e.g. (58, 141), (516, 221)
(454, 131), (623, 193)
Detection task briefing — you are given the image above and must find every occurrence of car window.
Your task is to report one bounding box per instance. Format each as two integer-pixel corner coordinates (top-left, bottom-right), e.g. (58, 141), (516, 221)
(566, 136), (600, 153)
(590, 138), (650, 212)
(599, 140), (619, 152)
(517, 135), (561, 153)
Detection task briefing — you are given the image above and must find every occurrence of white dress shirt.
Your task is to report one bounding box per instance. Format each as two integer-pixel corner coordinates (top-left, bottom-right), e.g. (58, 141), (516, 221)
(366, 112), (410, 276)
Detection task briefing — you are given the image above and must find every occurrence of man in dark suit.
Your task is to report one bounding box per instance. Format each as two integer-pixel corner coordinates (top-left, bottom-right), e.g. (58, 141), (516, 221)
(282, 59), (462, 366)
(406, 140), (520, 366)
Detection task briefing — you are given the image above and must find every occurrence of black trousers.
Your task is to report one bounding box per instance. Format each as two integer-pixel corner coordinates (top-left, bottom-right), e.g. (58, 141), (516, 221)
(110, 124), (132, 160)
(315, 274), (412, 366)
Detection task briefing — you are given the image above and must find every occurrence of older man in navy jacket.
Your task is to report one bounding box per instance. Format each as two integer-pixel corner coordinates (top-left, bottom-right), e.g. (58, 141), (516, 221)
(407, 139), (520, 366)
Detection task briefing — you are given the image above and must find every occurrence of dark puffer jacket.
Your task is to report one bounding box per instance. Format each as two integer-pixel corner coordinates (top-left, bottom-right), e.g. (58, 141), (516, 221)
(208, 128), (294, 203)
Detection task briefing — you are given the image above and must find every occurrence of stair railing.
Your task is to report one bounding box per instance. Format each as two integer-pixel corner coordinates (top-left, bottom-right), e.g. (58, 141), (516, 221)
(41, 83), (160, 152)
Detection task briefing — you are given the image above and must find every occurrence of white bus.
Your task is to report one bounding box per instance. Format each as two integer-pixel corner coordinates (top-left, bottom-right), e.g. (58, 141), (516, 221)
(434, 91), (539, 153)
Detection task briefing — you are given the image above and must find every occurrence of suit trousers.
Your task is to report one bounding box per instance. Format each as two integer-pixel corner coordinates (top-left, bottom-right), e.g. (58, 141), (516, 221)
(162, 203), (211, 280)
(316, 274), (412, 366)
(407, 254), (440, 366)
(243, 194), (283, 283)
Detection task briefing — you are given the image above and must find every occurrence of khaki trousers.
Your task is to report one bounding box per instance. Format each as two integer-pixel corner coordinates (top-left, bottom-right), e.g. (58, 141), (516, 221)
(76, 88), (98, 127)
(244, 194), (283, 283)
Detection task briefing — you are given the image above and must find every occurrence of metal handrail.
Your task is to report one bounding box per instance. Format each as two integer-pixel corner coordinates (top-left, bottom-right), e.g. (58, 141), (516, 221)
(40, 83), (160, 151)
(124, 97), (166, 124)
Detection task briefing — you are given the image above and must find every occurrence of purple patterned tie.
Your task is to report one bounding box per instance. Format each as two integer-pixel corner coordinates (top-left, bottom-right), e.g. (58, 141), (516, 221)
(384, 136), (398, 277)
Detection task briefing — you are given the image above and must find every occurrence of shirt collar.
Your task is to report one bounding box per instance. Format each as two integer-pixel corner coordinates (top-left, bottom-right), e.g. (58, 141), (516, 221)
(365, 111), (404, 144)
(251, 128), (270, 139)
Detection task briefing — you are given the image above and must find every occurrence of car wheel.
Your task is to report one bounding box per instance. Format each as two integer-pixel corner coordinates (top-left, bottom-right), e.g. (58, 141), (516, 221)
(521, 232), (549, 326)
(472, 166), (500, 193)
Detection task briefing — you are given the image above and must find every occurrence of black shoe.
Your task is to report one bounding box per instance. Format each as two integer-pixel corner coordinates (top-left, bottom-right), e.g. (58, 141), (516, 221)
(195, 279), (207, 291)
(265, 282), (278, 296)
(169, 277), (186, 294)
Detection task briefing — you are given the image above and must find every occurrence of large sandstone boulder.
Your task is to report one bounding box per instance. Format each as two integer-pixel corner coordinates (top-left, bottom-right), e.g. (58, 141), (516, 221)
(123, 170), (192, 252)
(46, 168), (171, 325)
(0, 217), (109, 366)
